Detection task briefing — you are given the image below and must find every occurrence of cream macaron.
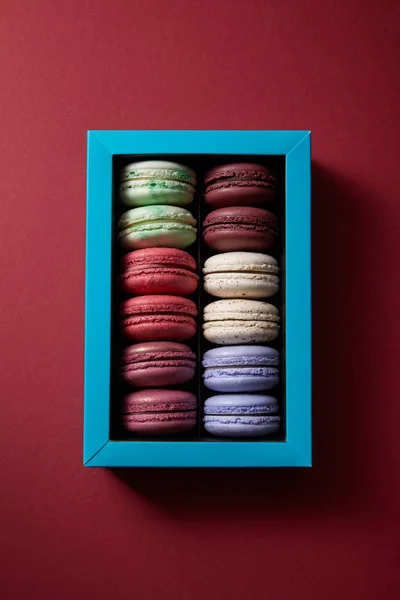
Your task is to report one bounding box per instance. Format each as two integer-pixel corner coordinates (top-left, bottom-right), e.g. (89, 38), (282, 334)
(203, 251), (279, 299)
(203, 299), (280, 345)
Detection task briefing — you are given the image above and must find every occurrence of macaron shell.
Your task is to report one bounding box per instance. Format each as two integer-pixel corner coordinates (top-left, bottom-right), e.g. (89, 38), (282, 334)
(123, 315), (196, 342)
(203, 415), (280, 437)
(203, 321), (279, 344)
(120, 183), (194, 207)
(204, 393), (279, 414)
(122, 295), (197, 316)
(123, 388), (197, 412)
(121, 267), (198, 296)
(203, 251), (278, 275)
(121, 161), (196, 185)
(123, 247), (197, 271)
(123, 364), (196, 387)
(205, 185), (276, 209)
(203, 367), (279, 392)
(203, 299), (279, 322)
(205, 163), (277, 186)
(124, 412), (196, 434)
(202, 345), (280, 368)
(203, 225), (277, 252)
(204, 272), (279, 298)
(120, 225), (197, 250)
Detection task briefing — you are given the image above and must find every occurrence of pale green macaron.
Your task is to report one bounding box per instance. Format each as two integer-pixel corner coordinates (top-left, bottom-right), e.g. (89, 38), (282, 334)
(203, 299), (280, 344)
(203, 251), (279, 299)
(120, 160), (196, 207)
(118, 205), (197, 250)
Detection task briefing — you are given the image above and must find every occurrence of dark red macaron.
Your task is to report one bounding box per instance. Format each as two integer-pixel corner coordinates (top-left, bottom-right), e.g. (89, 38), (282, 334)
(204, 163), (277, 209)
(121, 295), (197, 342)
(122, 389), (197, 435)
(203, 206), (278, 252)
(120, 247), (198, 296)
(121, 341), (196, 387)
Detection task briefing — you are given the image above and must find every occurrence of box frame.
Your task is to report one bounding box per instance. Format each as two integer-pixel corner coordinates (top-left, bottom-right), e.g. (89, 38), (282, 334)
(84, 130), (311, 467)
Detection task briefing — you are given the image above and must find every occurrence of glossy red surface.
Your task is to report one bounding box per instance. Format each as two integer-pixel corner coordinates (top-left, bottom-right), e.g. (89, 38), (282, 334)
(1, 1), (399, 598)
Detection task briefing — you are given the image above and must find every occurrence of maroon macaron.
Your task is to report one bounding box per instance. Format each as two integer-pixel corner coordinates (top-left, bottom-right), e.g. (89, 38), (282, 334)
(120, 247), (198, 296)
(203, 206), (278, 252)
(121, 341), (196, 387)
(121, 295), (198, 342)
(204, 162), (277, 209)
(122, 389), (197, 435)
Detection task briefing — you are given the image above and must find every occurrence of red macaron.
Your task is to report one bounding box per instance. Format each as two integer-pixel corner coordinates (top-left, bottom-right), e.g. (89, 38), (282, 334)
(204, 162), (277, 208)
(121, 295), (197, 342)
(120, 247), (198, 296)
(122, 389), (197, 435)
(121, 341), (196, 387)
(203, 206), (278, 252)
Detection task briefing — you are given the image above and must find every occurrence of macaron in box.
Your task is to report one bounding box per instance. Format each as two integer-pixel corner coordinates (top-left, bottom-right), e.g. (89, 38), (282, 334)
(122, 342), (196, 387)
(120, 160), (196, 207)
(123, 389), (197, 435)
(119, 205), (197, 250)
(202, 346), (279, 393)
(121, 248), (198, 296)
(203, 251), (279, 299)
(203, 394), (280, 438)
(203, 206), (278, 252)
(204, 162), (277, 208)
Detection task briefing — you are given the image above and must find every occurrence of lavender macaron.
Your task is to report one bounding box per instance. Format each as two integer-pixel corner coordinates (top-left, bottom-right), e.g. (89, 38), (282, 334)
(204, 394), (280, 438)
(202, 346), (279, 392)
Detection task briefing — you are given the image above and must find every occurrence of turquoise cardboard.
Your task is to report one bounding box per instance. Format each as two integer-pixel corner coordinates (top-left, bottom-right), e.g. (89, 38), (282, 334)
(84, 130), (311, 467)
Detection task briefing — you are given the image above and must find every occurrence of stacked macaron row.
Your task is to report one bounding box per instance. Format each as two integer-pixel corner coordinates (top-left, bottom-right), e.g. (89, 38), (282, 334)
(118, 161), (199, 435)
(202, 163), (282, 438)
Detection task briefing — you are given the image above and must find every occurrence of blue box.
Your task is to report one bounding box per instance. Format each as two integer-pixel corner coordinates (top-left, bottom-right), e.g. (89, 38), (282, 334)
(84, 130), (311, 467)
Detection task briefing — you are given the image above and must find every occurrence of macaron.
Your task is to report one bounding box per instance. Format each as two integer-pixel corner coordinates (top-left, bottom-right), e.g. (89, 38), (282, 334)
(203, 251), (279, 299)
(203, 206), (278, 252)
(203, 299), (280, 344)
(204, 394), (280, 437)
(121, 342), (196, 387)
(121, 295), (197, 342)
(202, 346), (279, 392)
(118, 205), (197, 250)
(120, 160), (196, 207)
(121, 248), (198, 296)
(123, 389), (197, 435)
(204, 162), (277, 208)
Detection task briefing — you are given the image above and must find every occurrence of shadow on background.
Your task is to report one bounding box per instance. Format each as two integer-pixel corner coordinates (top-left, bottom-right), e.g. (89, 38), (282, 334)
(109, 163), (379, 521)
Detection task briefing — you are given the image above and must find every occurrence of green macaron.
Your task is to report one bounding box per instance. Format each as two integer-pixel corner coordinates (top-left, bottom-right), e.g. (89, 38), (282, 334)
(120, 160), (196, 207)
(118, 205), (197, 250)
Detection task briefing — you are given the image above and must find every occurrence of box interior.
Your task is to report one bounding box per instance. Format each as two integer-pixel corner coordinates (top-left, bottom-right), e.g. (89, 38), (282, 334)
(109, 154), (286, 442)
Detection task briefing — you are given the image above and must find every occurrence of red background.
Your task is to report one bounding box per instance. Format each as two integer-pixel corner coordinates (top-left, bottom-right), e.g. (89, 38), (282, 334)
(1, 1), (400, 598)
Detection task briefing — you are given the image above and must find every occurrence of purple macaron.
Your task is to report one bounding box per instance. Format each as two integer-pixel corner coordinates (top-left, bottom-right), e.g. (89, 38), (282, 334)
(202, 345), (279, 393)
(204, 394), (280, 438)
